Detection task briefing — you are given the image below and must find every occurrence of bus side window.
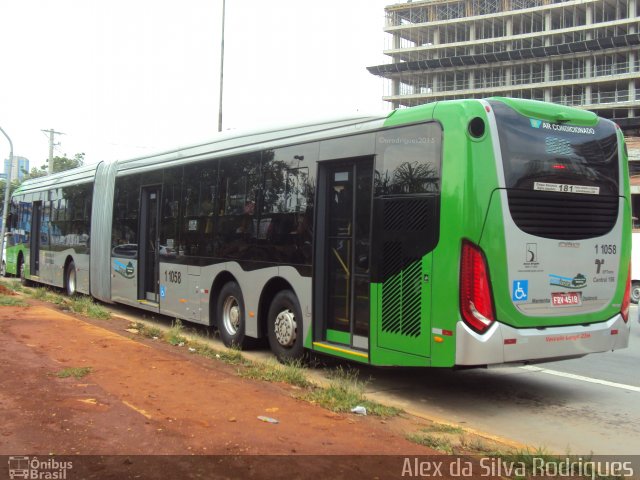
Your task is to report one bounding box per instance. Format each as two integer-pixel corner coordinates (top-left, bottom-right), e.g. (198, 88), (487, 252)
(216, 153), (260, 260)
(112, 174), (141, 253)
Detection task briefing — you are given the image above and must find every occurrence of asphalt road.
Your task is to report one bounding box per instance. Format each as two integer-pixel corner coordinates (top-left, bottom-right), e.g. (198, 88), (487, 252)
(362, 305), (640, 455)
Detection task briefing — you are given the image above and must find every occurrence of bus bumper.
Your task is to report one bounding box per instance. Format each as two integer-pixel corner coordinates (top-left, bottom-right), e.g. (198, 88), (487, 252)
(455, 314), (630, 366)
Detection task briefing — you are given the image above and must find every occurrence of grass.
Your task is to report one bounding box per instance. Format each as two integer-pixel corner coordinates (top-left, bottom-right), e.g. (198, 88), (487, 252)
(407, 430), (455, 453)
(26, 286), (112, 319)
(0, 279), (22, 293)
(68, 295), (111, 319)
(164, 319), (187, 346)
(240, 358), (310, 388)
(56, 366), (92, 379)
(304, 367), (401, 417)
(0, 295), (28, 307)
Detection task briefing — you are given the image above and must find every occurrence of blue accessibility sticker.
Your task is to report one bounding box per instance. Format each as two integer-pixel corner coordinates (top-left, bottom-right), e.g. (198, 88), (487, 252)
(512, 280), (528, 302)
(160, 285), (166, 298)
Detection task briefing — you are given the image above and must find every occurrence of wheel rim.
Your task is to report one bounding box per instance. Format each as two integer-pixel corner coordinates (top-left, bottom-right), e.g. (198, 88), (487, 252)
(632, 286), (640, 303)
(274, 308), (297, 348)
(67, 268), (76, 295)
(222, 295), (240, 336)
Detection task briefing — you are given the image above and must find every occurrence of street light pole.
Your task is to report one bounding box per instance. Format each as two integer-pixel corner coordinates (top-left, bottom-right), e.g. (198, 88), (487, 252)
(217, 0), (226, 132)
(0, 126), (14, 273)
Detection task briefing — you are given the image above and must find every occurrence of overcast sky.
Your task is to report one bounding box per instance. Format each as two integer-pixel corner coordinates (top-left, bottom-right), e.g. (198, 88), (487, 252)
(0, 0), (392, 171)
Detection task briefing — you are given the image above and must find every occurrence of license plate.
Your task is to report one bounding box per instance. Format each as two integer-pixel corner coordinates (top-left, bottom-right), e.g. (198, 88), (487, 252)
(551, 292), (582, 306)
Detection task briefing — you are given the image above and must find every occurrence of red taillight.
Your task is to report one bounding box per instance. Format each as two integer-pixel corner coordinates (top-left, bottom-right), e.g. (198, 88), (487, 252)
(621, 263), (631, 323)
(460, 241), (496, 334)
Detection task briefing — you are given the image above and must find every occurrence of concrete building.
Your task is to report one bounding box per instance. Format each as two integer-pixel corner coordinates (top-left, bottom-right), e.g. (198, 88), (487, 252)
(3, 156), (29, 182)
(368, 0), (640, 130)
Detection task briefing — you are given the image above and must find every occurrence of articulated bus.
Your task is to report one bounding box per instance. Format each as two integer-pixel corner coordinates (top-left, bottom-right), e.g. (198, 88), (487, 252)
(4, 98), (631, 367)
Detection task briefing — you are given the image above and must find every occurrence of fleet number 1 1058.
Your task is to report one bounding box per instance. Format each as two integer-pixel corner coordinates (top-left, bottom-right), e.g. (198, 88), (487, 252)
(165, 270), (182, 284)
(595, 244), (617, 255)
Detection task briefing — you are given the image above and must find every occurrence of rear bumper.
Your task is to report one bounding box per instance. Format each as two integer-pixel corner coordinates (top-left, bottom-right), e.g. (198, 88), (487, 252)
(455, 314), (629, 366)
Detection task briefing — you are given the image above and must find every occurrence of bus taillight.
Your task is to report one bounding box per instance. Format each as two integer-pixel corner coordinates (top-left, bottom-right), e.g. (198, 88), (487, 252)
(460, 241), (496, 334)
(621, 264), (631, 323)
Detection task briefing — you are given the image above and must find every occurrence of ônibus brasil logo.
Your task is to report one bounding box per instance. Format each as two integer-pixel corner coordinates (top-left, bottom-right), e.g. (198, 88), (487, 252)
(8, 456), (73, 479)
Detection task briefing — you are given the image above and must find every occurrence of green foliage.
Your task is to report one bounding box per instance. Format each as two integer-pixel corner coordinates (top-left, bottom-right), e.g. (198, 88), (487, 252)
(23, 153), (85, 180)
(240, 359), (310, 388)
(0, 295), (28, 307)
(164, 319), (186, 346)
(56, 366), (92, 379)
(407, 431), (454, 453)
(68, 296), (111, 319)
(0, 178), (21, 204)
(304, 367), (401, 417)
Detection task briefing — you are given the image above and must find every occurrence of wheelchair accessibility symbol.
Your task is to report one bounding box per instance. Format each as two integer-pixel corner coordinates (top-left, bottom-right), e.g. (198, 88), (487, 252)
(512, 280), (529, 302)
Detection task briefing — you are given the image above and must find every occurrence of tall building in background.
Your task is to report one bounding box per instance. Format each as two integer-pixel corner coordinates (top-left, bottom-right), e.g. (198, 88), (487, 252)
(368, 0), (640, 129)
(3, 156), (29, 182)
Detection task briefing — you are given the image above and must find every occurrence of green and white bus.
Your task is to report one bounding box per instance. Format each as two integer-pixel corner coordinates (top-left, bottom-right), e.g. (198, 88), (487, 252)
(4, 98), (631, 367)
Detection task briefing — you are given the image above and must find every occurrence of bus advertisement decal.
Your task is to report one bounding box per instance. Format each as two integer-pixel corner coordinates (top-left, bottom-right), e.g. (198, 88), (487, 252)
(114, 260), (135, 279)
(548, 273), (587, 289)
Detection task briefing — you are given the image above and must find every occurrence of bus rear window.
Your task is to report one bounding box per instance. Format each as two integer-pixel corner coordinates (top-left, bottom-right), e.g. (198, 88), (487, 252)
(374, 123), (442, 196)
(489, 101), (619, 196)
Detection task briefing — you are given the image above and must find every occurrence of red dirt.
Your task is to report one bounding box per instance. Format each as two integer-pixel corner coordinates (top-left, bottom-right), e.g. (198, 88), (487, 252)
(0, 284), (16, 296)
(0, 298), (465, 479)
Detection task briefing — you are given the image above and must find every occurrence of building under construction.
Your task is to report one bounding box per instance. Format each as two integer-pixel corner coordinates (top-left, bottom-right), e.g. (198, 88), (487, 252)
(368, 0), (640, 129)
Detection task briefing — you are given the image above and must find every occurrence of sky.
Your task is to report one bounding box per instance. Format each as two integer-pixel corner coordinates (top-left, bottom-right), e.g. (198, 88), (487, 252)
(0, 0), (392, 172)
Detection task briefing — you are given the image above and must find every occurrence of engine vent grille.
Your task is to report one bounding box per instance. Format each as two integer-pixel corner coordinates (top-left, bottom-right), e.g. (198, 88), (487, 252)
(381, 259), (422, 338)
(507, 189), (618, 240)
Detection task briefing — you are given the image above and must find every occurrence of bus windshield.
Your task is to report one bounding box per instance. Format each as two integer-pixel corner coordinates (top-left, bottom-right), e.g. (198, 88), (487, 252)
(489, 100), (619, 196)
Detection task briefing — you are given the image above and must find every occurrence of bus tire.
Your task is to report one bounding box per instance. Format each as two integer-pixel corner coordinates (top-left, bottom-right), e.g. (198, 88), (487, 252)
(65, 261), (77, 296)
(631, 281), (640, 304)
(267, 290), (305, 363)
(217, 281), (252, 349)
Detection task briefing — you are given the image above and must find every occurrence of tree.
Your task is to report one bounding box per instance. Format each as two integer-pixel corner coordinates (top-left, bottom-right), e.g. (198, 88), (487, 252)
(23, 153), (85, 180)
(0, 178), (21, 206)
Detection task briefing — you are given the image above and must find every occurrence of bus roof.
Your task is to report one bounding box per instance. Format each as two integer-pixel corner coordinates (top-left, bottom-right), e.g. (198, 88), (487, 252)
(16, 112), (388, 194)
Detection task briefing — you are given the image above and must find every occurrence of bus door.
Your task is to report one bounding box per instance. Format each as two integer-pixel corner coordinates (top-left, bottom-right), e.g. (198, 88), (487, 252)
(316, 158), (373, 353)
(30, 201), (42, 277)
(139, 186), (161, 303)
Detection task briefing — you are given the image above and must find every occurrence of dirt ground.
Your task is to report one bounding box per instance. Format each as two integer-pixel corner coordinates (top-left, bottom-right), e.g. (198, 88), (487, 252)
(0, 293), (481, 479)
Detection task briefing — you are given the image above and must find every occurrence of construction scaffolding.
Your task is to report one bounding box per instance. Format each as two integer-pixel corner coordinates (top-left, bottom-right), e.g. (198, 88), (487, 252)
(370, 0), (640, 127)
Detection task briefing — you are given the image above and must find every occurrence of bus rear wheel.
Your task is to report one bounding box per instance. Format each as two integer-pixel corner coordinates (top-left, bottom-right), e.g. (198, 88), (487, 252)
(18, 257), (28, 286)
(267, 290), (305, 363)
(65, 261), (77, 296)
(631, 281), (640, 304)
(217, 281), (253, 349)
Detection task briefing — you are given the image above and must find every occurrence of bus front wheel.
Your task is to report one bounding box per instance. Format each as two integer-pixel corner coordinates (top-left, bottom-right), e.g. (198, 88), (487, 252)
(217, 281), (253, 349)
(267, 290), (304, 363)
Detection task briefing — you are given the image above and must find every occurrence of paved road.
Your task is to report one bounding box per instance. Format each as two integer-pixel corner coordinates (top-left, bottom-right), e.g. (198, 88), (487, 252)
(362, 305), (640, 455)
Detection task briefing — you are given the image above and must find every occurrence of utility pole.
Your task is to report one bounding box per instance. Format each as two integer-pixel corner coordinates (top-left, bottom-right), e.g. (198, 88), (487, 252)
(41, 128), (63, 175)
(217, 0), (226, 132)
(0, 126), (13, 274)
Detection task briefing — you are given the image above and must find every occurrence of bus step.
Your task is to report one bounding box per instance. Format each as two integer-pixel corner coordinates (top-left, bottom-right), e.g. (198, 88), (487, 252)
(312, 341), (369, 361)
